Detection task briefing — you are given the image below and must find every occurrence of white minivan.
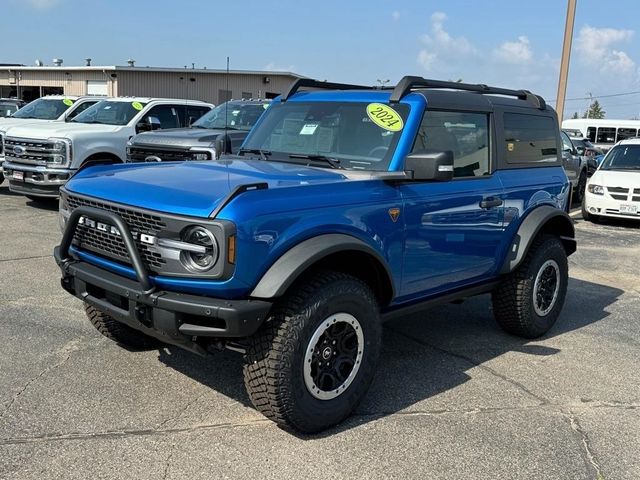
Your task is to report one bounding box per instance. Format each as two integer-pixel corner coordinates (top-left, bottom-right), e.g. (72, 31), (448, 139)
(582, 138), (640, 222)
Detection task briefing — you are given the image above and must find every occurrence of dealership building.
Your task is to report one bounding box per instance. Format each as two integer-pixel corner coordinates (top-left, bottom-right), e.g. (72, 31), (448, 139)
(0, 61), (304, 104)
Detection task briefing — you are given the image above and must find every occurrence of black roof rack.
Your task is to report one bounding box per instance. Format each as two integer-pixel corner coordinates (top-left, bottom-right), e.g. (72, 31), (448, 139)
(389, 76), (546, 109)
(282, 78), (373, 102)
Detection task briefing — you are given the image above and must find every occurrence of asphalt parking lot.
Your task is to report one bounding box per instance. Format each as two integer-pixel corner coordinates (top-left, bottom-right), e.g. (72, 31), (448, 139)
(0, 184), (638, 480)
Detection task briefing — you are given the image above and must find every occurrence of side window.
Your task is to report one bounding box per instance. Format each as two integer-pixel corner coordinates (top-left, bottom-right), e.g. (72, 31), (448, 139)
(176, 106), (211, 127)
(561, 131), (574, 152)
(142, 105), (180, 129)
(586, 126), (597, 142)
(66, 101), (97, 120)
(616, 128), (637, 142)
(596, 127), (616, 144)
(503, 113), (558, 163)
(411, 110), (490, 177)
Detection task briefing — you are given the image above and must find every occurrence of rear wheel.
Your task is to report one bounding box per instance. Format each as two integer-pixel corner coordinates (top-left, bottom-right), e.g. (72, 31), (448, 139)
(85, 303), (163, 350)
(243, 271), (381, 433)
(492, 235), (568, 338)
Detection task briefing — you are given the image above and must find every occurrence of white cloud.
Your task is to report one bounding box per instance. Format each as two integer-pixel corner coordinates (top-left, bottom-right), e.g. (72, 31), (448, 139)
(575, 25), (636, 74)
(392, 10), (400, 22)
(417, 11), (476, 70)
(23, 0), (60, 9)
(493, 36), (533, 64)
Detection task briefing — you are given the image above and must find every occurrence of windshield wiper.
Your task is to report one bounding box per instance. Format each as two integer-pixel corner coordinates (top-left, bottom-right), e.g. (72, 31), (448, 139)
(238, 148), (272, 161)
(288, 153), (343, 169)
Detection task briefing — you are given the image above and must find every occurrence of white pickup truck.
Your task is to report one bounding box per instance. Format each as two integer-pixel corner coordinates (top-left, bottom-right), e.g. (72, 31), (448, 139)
(1, 97), (213, 198)
(0, 95), (102, 184)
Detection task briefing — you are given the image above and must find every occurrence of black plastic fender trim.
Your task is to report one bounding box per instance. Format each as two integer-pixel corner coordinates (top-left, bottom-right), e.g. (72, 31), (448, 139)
(250, 234), (395, 299)
(500, 206), (576, 275)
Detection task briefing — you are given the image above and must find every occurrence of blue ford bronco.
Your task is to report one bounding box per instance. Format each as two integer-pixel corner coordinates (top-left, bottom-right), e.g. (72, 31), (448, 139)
(55, 77), (576, 432)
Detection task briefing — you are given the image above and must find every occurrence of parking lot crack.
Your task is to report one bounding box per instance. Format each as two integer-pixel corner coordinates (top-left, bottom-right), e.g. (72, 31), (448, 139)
(0, 339), (85, 421)
(386, 327), (548, 405)
(0, 254), (53, 263)
(157, 393), (208, 430)
(564, 411), (606, 480)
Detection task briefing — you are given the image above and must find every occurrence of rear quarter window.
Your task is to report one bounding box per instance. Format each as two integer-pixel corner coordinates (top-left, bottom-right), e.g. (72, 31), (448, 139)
(503, 113), (558, 164)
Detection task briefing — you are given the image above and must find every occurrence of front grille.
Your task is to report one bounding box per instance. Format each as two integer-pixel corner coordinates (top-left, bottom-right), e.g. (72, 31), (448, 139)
(66, 194), (167, 272)
(606, 186), (629, 201)
(4, 137), (60, 165)
(128, 145), (205, 162)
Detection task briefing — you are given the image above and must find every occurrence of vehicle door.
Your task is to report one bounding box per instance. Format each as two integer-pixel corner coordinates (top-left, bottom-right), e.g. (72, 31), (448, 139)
(560, 131), (580, 185)
(398, 109), (505, 298)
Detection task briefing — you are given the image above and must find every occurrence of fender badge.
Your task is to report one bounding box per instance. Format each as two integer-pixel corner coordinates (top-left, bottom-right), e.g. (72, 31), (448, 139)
(388, 208), (400, 223)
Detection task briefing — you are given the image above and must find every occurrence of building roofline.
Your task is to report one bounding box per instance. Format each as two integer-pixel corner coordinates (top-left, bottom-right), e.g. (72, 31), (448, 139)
(0, 65), (306, 78)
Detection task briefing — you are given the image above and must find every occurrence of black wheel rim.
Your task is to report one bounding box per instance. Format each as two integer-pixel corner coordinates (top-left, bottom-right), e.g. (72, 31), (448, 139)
(533, 260), (560, 316)
(303, 313), (364, 400)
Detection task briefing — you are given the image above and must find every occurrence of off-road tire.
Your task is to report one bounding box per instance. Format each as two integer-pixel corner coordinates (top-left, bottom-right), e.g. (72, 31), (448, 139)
(492, 235), (568, 338)
(573, 170), (587, 204)
(85, 303), (163, 350)
(243, 271), (381, 433)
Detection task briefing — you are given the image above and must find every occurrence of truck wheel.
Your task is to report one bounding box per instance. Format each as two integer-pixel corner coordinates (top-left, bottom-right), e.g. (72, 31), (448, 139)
(492, 235), (568, 338)
(243, 271), (381, 433)
(84, 303), (163, 350)
(573, 171), (587, 204)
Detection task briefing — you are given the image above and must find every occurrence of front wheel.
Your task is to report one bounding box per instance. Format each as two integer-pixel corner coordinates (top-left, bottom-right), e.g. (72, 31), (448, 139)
(243, 271), (381, 433)
(573, 171), (587, 204)
(492, 235), (568, 338)
(85, 303), (164, 350)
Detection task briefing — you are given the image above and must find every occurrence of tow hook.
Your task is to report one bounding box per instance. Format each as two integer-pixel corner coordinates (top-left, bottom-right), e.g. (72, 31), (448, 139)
(134, 305), (150, 325)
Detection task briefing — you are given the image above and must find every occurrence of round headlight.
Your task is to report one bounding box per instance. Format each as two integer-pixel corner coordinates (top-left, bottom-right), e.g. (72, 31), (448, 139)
(180, 226), (219, 272)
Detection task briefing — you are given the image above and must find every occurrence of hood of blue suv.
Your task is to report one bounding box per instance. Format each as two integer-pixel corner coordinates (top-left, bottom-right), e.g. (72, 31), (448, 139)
(65, 158), (346, 218)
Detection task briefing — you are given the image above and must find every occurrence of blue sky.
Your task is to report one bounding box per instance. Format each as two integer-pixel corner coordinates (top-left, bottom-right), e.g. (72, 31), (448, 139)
(6, 0), (640, 118)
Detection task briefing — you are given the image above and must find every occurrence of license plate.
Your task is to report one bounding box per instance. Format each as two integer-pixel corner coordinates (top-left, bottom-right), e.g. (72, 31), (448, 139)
(12, 171), (24, 181)
(620, 204), (638, 214)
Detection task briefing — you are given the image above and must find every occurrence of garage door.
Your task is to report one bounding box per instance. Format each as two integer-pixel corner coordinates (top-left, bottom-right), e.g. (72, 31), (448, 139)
(87, 80), (108, 96)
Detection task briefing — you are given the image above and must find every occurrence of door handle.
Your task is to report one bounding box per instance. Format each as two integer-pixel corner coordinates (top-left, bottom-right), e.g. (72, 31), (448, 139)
(479, 197), (504, 209)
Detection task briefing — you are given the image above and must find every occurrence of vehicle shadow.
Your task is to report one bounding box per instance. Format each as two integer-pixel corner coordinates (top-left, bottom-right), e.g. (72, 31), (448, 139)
(0, 183), (59, 210)
(156, 276), (623, 438)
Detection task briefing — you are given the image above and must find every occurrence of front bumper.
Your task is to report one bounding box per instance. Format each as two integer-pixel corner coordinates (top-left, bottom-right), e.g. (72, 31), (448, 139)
(55, 205), (272, 354)
(2, 160), (72, 197)
(55, 247), (272, 353)
(584, 191), (640, 220)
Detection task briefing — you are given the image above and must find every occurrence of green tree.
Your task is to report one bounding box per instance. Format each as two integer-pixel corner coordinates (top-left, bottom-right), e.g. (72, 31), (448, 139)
(583, 100), (606, 119)
(571, 112), (579, 119)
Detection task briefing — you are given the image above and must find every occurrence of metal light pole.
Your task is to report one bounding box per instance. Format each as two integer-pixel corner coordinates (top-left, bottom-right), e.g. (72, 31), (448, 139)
(555, 0), (577, 122)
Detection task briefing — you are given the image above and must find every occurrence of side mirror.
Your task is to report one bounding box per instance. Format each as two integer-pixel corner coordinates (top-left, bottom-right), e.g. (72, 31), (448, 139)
(137, 116), (161, 133)
(404, 150), (454, 181)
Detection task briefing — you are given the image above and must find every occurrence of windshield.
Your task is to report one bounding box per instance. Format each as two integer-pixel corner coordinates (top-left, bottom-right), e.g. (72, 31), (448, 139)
(241, 101), (409, 170)
(600, 145), (640, 170)
(193, 101), (268, 130)
(0, 102), (20, 118)
(71, 100), (145, 125)
(11, 98), (72, 120)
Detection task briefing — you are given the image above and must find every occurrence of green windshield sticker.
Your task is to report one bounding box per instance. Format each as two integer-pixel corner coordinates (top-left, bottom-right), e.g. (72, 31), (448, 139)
(62, 98), (74, 107)
(131, 101), (143, 111)
(263, 103), (269, 109)
(366, 103), (404, 132)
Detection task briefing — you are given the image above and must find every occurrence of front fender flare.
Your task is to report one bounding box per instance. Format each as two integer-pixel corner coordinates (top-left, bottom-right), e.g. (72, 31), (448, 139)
(500, 206), (576, 274)
(250, 234), (395, 299)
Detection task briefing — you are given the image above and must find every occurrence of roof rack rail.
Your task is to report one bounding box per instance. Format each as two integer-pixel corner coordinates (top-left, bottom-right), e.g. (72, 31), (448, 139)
(389, 76), (546, 109)
(281, 78), (373, 102)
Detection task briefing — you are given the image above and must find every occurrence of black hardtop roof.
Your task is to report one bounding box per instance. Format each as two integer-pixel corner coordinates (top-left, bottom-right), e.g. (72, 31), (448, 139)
(282, 76), (553, 113)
